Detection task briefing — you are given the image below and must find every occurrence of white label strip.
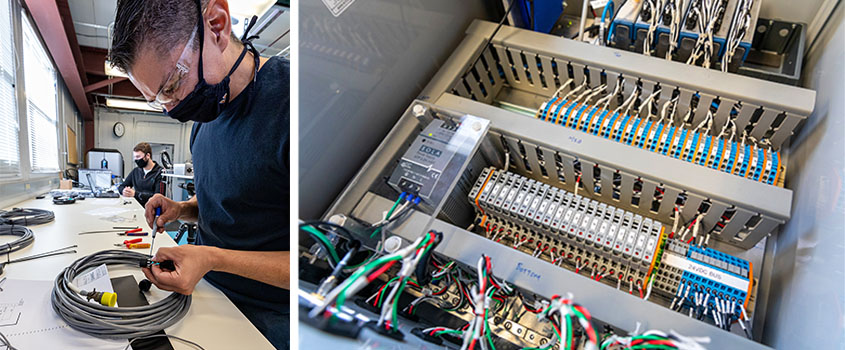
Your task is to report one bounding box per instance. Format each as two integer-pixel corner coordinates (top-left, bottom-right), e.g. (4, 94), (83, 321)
(662, 253), (749, 292)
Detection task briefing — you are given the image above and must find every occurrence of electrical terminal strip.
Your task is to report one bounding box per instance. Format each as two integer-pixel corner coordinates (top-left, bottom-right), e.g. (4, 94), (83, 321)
(536, 94), (783, 186)
(468, 167), (665, 291)
(469, 167), (757, 330)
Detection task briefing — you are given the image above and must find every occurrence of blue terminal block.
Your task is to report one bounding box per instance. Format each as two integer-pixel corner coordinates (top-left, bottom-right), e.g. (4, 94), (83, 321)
(666, 244), (753, 312)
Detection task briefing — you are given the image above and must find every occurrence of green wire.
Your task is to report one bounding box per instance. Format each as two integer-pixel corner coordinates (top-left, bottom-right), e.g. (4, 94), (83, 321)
(302, 225), (340, 263)
(435, 330), (464, 337)
(565, 314), (573, 350)
(371, 196), (403, 238)
(335, 254), (403, 309)
(390, 279), (408, 326)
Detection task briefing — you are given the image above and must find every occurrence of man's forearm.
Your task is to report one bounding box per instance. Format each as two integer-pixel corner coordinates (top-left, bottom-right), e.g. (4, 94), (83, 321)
(178, 196), (200, 222)
(209, 248), (290, 289)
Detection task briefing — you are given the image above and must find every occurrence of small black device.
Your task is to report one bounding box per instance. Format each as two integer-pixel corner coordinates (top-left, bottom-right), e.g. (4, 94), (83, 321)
(52, 197), (76, 205)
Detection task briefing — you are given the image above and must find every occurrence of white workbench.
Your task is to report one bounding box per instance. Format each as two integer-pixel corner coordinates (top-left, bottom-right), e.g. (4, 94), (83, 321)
(0, 196), (275, 350)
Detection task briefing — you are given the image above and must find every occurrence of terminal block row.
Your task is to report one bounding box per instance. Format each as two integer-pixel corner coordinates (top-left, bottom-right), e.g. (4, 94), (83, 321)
(468, 167), (664, 279)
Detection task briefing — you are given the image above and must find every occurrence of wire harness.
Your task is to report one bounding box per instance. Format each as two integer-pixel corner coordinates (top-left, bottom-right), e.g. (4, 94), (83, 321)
(51, 250), (191, 338)
(0, 225), (35, 255)
(0, 208), (54, 226)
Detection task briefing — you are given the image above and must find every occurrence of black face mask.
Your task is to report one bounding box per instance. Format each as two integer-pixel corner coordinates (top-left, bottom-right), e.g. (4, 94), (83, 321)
(166, 1), (260, 123)
(135, 158), (148, 168)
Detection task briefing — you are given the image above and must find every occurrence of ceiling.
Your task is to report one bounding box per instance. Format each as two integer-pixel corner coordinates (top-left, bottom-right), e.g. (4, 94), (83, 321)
(65, 0), (290, 101)
(68, 0), (290, 55)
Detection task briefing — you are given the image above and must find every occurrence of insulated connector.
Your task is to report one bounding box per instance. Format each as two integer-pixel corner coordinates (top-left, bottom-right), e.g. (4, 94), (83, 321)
(82, 289), (117, 307)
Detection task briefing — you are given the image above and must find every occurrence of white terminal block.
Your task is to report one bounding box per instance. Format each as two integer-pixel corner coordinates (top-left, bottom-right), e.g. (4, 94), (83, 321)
(469, 168), (665, 274)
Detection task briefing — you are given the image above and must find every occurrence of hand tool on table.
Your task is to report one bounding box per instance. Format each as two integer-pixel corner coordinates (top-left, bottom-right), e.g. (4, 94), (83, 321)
(78, 227), (146, 235)
(115, 238), (150, 249)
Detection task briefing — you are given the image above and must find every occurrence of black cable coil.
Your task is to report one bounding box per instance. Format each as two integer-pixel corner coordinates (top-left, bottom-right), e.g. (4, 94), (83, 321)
(0, 208), (55, 226)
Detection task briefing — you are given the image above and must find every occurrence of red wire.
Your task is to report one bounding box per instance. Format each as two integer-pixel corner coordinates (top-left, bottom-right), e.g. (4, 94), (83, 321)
(367, 260), (397, 282)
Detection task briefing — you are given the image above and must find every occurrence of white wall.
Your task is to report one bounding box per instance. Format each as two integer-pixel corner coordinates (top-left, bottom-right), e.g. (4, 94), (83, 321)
(93, 108), (193, 177)
(0, 0), (86, 208)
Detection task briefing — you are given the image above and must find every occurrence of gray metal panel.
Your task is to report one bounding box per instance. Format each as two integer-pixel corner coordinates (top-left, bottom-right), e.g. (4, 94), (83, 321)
(571, 62), (586, 85)
(599, 166), (615, 199)
(538, 55), (557, 92)
(769, 114), (801, 148)
(639, 179), (658, 212)
(619, 171), (635, 206)
(351, 194), (774, 350)
(737, 217), (780, 249)
(540, 147), (559, 185)
(658, 186), (683, 218)
(505, 137), (528, 175)
(473, 59), (495, 104)
(525, 52), (545, 90)
(735, 103), (758, 133)
(750, 109), (780, 140)
(508, 47), (531, 88)
(721, 208), (756, 241)
(436, 94), (793, 221)
(693, 93), (715, 127)
(714, 97), (738, 135)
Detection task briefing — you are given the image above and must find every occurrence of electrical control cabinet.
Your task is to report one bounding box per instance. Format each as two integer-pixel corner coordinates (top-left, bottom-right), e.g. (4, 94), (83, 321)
(305, 18), (821, 350)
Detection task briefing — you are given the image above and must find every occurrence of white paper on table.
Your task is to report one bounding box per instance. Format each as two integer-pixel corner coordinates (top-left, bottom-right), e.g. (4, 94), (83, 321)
(73, 263), (117, 307)
(84, 206), (131, 216)
(0, 279), (127, 349)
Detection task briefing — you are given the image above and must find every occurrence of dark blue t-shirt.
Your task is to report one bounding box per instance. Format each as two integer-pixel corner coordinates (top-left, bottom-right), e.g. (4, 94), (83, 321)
(190, 56), (290, 310)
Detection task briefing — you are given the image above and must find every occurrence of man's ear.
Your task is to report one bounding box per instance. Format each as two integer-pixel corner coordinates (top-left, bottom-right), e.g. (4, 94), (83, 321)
(205, 0), (232, 53)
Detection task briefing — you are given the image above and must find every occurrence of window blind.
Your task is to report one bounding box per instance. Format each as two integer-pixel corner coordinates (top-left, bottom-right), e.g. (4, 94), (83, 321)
(22, 13), (59, 173)
(0, 0), (19, 177)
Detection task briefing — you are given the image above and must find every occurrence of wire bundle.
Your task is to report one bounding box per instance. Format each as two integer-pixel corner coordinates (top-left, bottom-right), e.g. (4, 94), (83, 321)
(0, 208), (54, 226)
(51, 250), (191, 339)
(308, 231), (437, 325)
(0, 225), (35, 255)
(600, 330), (709, 350)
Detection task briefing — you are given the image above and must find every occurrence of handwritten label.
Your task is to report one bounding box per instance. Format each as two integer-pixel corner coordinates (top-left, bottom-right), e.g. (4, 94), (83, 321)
(568, 136), (582, 144)
(515, 262), (542, 281)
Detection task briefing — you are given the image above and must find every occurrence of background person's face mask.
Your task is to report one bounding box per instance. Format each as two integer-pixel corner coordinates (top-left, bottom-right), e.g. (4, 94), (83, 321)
(135, 157), (148, 168)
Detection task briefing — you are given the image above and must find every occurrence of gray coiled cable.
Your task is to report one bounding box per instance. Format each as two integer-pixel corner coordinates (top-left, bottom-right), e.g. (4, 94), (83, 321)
(51, 250), (191, 339)
(0, 225), (35, 255)
(0, 208), (54, 226)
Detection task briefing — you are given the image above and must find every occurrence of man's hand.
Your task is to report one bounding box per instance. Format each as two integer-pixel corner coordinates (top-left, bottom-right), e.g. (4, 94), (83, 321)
(122, 187), (135, 197)
(142, 245), (219, 295)
(145, 194), (183, 233)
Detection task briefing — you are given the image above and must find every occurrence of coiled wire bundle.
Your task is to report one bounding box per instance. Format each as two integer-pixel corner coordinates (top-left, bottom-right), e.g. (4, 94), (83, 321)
(0, 208), (54, 226)
(0, 225), (34, 255)
(51, 250), (191, 339)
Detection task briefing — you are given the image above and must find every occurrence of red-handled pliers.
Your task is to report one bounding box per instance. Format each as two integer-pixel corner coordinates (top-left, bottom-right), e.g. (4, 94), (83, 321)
(119, 228), (147, 236)
(115, 238), (143, 247)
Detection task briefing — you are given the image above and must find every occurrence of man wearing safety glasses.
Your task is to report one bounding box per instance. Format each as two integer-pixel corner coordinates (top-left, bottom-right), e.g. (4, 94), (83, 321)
(109, 0), (289, 349)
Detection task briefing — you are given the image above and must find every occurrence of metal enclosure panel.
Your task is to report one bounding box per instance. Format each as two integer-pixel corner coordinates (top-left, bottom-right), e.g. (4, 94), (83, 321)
(764, 10), (845, 348)
(299, 1), (493, 219)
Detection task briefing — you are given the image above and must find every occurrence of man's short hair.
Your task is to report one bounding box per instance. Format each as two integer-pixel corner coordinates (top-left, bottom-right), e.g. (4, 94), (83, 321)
(133, 142), (153, 157)
(109, 0), (239, 73)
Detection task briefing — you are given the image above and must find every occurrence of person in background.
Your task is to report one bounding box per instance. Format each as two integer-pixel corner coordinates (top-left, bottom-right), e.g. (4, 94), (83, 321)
(118, 142), (164, 207)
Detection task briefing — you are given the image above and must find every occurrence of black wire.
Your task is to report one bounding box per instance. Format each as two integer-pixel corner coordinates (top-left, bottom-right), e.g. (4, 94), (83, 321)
(299, 220), (353, 240)
(0, 208), (54, 226)
(462, 0), (518, 78)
